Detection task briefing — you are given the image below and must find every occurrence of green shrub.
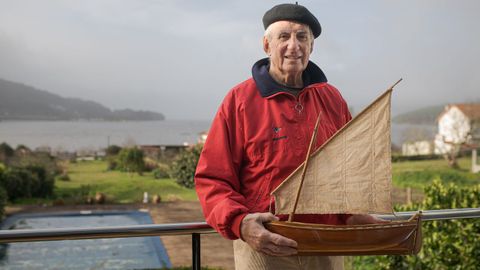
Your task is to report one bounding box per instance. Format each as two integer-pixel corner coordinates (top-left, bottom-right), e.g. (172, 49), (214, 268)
(0, 167), (36, 201)
(9, 151), (60, 176)
(56, 184), (92, 204)
(105, 145), (122, 156)
(106, 156), (118, 170)
(57, 173), (70, 181)
(353, 180), (480, 269)
(392, 154), (441, 162)
(170, 144), (203, 188)
(153, 163), (171, 179)
(117, 147), (145, 175)
(144, 160), (158, 172)
(0, 162), (6, 218)
(393, 169), (472, 189)
(0, 186), (6, 221)
(25, 165), (54, 198)
(0, 163), (4, 175)
(0, 165), (55, 202)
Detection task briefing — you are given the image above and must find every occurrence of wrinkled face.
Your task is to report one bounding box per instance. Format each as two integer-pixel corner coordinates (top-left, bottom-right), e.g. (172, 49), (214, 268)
(263, 21), (313, 79)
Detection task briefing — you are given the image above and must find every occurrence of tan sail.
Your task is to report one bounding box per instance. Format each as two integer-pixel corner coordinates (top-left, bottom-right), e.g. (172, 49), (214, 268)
(272, 89), (394, 215)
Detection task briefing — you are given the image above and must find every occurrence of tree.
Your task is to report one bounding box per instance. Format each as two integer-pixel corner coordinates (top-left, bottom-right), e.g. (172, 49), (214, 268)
(435, 107), (480, 168)
(440, 120), (478, 169)
(0, 142), (14, 163)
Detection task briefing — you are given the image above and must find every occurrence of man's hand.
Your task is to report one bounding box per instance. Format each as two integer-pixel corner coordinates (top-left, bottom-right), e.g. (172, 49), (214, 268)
(346, 214), (389, 225)
(240, 212), (298, 256)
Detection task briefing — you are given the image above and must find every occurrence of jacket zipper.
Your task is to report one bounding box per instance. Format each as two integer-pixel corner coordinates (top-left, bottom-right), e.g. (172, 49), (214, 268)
(294, 93), (304, 114)
(268, 89), (306, 114)
(294, 100), (304, 114)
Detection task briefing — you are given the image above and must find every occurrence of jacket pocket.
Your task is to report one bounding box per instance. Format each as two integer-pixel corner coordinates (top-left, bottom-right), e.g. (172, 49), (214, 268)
(247, 170), (273, 212)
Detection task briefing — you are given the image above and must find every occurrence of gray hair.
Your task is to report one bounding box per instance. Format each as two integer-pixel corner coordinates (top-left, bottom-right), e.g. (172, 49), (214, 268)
(264, 22), (314, 42)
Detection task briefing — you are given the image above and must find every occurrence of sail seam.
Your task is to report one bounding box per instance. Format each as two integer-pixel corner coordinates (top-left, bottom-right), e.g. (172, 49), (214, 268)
(371, 104), (376, 213)
(387, 92), (393, 213)
(343, 129), (347, 213)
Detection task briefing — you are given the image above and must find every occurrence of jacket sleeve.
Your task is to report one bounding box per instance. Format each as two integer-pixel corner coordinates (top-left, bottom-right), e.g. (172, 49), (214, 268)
(194, 91), (248, 240)
(344, 101), (352, 123)
(333, 84), (352, 125)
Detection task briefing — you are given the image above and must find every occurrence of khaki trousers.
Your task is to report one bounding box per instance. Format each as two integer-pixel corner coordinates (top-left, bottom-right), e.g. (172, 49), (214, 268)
(233, 240), (344, 270)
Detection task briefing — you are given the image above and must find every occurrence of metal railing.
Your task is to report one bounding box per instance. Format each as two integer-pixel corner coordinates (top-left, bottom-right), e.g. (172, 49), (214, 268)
(0, 221), (215, 270)
(378, 207), (480, 221)
(1, 208), (480, 270)
(0, 221), (215, 243)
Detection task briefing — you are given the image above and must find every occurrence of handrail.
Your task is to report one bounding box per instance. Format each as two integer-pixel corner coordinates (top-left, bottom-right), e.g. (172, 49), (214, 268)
(1, 208), (480, 243)
(0, 221), (215, 243)
(0, 221), (215, 270)
(0, 208), (479, 270)
(378, 207), (480, 221)
(0, 208), (480, 243)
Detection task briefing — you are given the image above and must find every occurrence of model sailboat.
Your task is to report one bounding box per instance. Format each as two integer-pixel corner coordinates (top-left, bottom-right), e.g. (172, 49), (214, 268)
(265, 79), (423, 255)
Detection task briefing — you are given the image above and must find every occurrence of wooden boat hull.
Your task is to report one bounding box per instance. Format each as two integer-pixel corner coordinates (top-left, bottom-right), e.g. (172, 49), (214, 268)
(265, 214), (422, 256)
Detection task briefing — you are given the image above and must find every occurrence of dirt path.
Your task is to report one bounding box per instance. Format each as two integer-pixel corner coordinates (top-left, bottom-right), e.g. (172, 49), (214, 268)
(147, 201), (234, 270)
(5, 202), (235, 270)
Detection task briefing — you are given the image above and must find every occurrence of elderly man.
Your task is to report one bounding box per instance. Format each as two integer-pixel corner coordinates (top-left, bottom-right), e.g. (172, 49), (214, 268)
(195, 3), (379, 270)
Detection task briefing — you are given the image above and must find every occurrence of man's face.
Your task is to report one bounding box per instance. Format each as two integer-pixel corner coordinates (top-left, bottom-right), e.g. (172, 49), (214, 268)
(264, 21), (313, 80)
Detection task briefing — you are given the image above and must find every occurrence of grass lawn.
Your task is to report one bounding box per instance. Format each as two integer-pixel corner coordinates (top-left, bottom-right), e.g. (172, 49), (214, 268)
(53, 160), (198, 204)
(14, 156), (480, 205)
(61, 157), (479, 203)
(392, 156), (480, 189)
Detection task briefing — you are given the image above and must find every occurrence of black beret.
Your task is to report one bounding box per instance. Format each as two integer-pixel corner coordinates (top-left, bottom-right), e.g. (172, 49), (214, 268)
(263, 3), (321, 38)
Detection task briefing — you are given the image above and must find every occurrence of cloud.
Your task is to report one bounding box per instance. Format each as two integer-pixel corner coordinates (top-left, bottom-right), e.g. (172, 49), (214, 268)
(0, 0), (479, 119)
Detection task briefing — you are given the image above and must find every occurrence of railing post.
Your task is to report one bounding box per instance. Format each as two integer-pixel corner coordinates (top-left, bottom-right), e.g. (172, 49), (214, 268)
(406, 187), (412, 205)
(192, 233), (201, 270)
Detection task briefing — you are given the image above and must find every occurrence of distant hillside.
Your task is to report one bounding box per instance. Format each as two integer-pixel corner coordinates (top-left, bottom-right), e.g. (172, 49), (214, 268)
(392, 105), (445, 125)
(0, 78), (165, 121)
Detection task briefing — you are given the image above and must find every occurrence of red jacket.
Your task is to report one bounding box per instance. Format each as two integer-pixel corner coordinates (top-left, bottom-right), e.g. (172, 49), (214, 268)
(195, 59), (352, 240)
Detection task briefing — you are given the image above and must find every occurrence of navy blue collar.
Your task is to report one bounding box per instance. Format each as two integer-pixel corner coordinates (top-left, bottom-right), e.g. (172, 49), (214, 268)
(251, 58), (328, 98)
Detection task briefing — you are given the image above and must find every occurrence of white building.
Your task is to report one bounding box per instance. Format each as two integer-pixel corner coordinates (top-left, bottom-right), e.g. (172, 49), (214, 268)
(434, 104), (480, 154)
(402, 140), (434, 156)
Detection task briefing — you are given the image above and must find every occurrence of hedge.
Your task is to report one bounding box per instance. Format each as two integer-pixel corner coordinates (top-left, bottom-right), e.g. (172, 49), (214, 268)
(0, 165), (54, 202)
(353, 180), (480, 269)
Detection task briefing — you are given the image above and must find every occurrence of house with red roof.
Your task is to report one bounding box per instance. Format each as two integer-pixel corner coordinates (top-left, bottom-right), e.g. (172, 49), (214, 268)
(434, 103), (480, 155)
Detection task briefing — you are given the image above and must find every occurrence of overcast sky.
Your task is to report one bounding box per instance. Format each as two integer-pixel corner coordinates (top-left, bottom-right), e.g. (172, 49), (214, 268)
(0, 0), (479, 120)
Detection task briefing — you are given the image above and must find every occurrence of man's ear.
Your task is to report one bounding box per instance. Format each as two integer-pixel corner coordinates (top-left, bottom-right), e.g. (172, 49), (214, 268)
(263, 36), (270, 55)
(310, 40), (314, 53)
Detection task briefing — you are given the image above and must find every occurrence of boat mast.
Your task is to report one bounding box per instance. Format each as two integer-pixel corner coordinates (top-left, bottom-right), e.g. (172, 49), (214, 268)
(288, 113), (322, 222)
